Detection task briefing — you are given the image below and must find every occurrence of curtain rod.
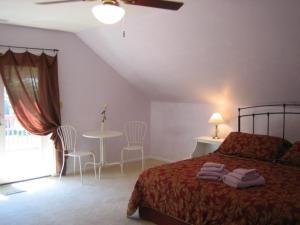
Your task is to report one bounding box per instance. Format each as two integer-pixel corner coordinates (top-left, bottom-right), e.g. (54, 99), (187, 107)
(0, 44), (59, 52)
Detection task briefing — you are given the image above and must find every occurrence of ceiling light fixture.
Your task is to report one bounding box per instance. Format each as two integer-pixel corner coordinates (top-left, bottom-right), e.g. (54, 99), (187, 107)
(92, 0), (125, 25)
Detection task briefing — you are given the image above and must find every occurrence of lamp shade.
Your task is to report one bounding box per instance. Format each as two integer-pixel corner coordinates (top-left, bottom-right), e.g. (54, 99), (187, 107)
(92, 4), (125, 24)
(208, 113), (224, 124)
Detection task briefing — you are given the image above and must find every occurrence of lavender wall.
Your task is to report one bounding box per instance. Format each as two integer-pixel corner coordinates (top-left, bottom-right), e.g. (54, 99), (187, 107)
(0, 24), (150, 171)
(1, 23), (299, 168)
(150, 102), (300, 162)
(150, 101), (234, 161)
(77, 0), (300, 105)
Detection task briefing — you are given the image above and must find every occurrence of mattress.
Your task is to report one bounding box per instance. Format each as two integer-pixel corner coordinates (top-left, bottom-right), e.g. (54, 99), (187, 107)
(127, 153), (300, 225)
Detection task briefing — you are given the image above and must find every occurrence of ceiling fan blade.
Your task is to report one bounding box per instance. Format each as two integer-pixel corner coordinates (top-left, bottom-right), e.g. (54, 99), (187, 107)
(35, 0), (92, 5)
(122, 0), (183, 10)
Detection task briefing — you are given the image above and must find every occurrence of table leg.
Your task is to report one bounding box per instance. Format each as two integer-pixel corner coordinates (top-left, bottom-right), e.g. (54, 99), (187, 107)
(97, 137), (121, 179)
(99, 138), (104, 179)
(100, 138), (105, 165)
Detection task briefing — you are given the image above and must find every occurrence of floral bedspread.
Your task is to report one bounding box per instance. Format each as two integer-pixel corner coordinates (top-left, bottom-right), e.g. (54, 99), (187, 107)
(127, 153), (300, 225)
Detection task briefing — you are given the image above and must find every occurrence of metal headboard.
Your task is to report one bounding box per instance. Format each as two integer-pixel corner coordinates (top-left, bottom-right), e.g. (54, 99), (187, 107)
(238, 104), (300, 139)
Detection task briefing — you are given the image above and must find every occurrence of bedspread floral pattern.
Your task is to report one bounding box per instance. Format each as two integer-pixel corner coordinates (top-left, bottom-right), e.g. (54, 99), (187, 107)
(280, 141), (300, 167)
(127, 153), (300, 225)
(217, 132), (291, 161)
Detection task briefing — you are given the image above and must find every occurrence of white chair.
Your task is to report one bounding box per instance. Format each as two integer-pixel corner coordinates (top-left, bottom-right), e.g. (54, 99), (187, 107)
(121, 121), (147, 174)
(58, 125), (96, 183)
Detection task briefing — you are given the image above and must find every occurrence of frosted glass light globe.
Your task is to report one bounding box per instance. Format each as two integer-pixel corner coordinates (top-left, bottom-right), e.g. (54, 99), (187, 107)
(92, 4), (125, 24)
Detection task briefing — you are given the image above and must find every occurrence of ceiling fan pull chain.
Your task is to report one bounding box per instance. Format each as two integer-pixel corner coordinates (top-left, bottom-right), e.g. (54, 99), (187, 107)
(122, 15), (126, 38)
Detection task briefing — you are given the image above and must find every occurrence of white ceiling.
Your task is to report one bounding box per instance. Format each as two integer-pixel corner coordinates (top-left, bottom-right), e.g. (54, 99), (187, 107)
(0, 0), (155, 32)
(0, 0), (95, 32)
(1, 0), (300, 105)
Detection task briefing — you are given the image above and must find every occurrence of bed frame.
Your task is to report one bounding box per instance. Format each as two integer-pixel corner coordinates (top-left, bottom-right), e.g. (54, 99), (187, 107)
(139, 103), (300, 225)
(238, 104), (300, 139)
(139, 206), (191, 225)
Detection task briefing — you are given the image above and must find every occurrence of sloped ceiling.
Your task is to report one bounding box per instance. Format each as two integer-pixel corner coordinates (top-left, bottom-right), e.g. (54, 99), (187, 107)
(77, 0), (300, 105)
(0, 0), (300, 105)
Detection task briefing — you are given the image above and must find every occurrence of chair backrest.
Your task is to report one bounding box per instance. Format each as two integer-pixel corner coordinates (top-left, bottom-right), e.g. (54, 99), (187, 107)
(57, 125), (77, 154)
(124, 121), (147, 146)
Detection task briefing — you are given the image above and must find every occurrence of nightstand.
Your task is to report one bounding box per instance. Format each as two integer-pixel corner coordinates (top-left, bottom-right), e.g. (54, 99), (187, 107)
(191, 136), (224, 158)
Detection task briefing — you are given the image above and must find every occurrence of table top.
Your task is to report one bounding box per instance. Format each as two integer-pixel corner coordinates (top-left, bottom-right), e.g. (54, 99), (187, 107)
(82, 130), (123, 139)
(193, 136), (224, 144)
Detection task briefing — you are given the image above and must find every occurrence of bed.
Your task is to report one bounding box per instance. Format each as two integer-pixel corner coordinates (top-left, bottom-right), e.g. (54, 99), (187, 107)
(127, 104), (300, 225)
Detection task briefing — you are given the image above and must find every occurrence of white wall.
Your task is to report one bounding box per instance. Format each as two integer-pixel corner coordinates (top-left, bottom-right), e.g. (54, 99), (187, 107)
(0, 24), (151, 171)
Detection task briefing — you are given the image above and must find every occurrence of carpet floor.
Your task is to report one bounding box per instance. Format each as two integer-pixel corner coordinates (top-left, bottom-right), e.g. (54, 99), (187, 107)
(0, 184), (25, 196)
(0, 159), (166, 225)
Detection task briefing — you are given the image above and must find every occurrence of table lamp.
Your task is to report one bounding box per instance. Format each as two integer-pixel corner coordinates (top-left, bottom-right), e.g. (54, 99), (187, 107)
(208, 112), (224, 139)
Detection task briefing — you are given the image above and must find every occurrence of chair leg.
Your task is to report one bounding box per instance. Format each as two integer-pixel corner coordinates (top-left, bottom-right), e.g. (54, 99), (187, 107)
(99, 166), (102, 180)
(141, 148), (144, 171)
(92, 154), (97, 179)
(74, 157), (76, 176)
(59, 155), (65, 181)
(78, 157), (83, 184)
(83, 162), (88, 174)
(121, 149), (125, 175)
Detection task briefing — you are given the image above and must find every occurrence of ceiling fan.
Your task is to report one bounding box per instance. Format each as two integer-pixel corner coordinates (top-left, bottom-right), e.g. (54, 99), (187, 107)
(36, 0), (184, 24)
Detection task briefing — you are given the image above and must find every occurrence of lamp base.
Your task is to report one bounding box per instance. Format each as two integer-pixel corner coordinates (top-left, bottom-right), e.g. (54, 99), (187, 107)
(212, 124), (219, 139)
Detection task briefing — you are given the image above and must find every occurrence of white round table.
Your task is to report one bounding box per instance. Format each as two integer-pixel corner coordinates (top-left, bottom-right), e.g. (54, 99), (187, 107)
(82, 130), (123, 179)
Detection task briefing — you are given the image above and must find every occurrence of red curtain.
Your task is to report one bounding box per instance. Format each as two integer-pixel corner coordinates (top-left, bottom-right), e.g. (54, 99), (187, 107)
(0, 50), (63, 174)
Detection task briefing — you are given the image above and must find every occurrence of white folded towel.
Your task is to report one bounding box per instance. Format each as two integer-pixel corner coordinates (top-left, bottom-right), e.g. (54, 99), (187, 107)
(228, 171), (260, 181)
(201, 166), (225, 172)
(203, 162), (225, 169)
(223, 174), (265, 188)
(233, 168), (257, 176)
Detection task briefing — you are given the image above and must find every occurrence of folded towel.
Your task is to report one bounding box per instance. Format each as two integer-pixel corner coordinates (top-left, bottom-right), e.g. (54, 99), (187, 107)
(203, 162), (225, 169)
(198, 169), (229, 177)
(223, 174), (265, 188)
(233, 168), (257, 177)
(198, 169), (229, 176)
(201, 166), (225, 173)
(198, 175), (222, 181)
(197, 169), (228, 181)
(228, 171), (260, 181)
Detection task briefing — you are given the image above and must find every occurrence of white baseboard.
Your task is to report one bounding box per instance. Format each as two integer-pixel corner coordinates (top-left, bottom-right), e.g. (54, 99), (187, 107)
(123, 155), (174, 163)
(123, 157), (144, 163)
(62, 155), (174, 175)
(146, 155), (174, 163)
